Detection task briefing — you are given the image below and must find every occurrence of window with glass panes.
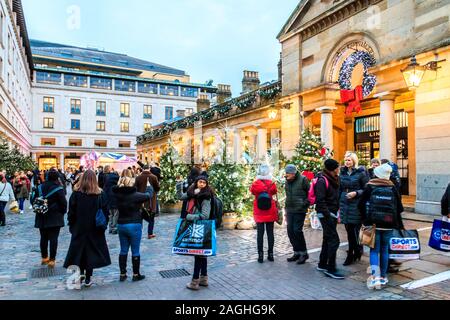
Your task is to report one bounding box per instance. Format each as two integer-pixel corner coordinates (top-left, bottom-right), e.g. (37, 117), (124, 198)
(160, 85), (179, 96)
(181, 87), (198, 98)
(120, 122), (129, 132)
(96, 101), (106, 116)
(70, 99), (81, 114)
(120, 103), (130, 117)
(64, 74), (88, 87)
(96, 121), (105, 131)
(144, 123), (152, 132)
(115, 80), (136, 92)
(71, 119), (80, 130)
(144, 105), (152, 119)
(138, 82), (158, 94)
(37, 72), (61, 84)
(43, 97), (54, 112)
(90, 77), (112, 90)
(43, 118), (54, 129)
(165, 106), (173, 120)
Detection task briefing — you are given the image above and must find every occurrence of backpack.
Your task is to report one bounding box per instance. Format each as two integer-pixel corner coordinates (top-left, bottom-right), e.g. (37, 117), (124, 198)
(32, 185), (63, 215)
(257, 181), (274, 211)
(308, 176), (329, 205)
(210, 196), (223, 227)
(368, 185), (398, 228)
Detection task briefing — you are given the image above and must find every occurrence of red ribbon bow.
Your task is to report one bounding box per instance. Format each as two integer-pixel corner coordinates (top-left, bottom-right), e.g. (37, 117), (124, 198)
(340, 85), (363, 116)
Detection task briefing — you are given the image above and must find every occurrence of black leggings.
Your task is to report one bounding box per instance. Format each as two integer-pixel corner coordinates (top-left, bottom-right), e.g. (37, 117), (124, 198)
(345, 223), (363, 255)
(39, 227), (61, 260)
(193, 256), (207, 279)
(257, 222), (274, 253)
(81, 268), (93, 282)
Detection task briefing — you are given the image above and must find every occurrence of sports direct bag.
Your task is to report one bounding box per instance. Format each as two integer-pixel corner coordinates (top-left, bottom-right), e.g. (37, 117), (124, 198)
(32, 185), (63, 215)
(308, 176), (328, 205)
(388, 229), (421, 260)
(172, 219), (216, 256)
(428, 217), (450, 252)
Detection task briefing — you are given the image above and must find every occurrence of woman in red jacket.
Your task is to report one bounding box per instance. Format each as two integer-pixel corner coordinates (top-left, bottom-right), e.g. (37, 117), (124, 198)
(250, 164), (278, 263)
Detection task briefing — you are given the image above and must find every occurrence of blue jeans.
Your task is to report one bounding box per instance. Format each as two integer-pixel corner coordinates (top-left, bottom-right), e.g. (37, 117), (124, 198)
(118, 223), (142, 257)
(147, 217), (155, 236)
(18, 198), (25, 211)
(370, 230), (391, 278)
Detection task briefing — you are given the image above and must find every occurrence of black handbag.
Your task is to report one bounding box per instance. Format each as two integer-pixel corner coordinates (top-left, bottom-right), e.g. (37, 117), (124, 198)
(141, 206), (155, 223)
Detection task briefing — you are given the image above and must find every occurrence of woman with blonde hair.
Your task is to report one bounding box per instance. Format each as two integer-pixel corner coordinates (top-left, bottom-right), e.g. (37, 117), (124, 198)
(64, 170), (111, 288)
(339, 151), (368, 266)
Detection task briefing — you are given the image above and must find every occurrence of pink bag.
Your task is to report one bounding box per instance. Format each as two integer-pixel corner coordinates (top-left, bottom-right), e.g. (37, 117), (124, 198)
(308, 176), (329, 205)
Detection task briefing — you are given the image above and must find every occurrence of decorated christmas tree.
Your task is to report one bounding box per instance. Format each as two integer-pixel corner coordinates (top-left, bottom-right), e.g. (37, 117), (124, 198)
(159, 140), (189, 205)
(0, 138), (36, 175)
(291, 128), (333, 180)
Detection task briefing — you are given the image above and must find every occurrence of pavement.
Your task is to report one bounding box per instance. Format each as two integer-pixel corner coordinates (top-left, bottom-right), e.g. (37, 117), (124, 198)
(0, 195), (449, 300)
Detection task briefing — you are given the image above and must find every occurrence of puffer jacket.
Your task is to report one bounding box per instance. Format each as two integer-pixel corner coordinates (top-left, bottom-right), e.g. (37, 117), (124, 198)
(0, 182), (15, 202)
(339, 166), (369, 224)
(250, 176), (278, 223)
(285, 172), (310, 214)
(112, 186), (151, 225)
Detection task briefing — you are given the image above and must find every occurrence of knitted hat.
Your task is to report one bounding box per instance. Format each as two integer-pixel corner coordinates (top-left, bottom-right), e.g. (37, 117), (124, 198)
(374, 163), (392, 180)
(258, 164), (271, 176)
(195, 175), (209, 183)
(324, 159), (340, 171)
(285, 164), (297, 174)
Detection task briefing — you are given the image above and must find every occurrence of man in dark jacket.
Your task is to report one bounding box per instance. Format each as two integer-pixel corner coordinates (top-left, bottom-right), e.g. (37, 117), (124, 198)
(150, 163), (162, 182)
(442, 183), (450, 218)
(31, 169), (67, 268)
(103, 166), (120, 234)
(284, 164), (310, 264)
(135, 165), (160, 239)
(315, 159), (344, 279)
(97, 166), (105, 189)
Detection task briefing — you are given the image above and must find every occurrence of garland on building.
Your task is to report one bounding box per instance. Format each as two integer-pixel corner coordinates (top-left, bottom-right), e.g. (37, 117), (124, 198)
(158, 140), (189, 205)
(235, 95), (257, 110)
(291, 128), (333, 179)
(258, 85), (282, 100)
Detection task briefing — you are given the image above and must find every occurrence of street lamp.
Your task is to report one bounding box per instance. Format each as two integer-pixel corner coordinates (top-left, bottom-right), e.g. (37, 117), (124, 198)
(401, 55), (446, 90)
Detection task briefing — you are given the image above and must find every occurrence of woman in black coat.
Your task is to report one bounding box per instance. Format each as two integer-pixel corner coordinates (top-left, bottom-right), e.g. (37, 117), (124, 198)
(64, 170), (111, 288)
(339, 152), (369, 266)
(31, 170), (67, 268)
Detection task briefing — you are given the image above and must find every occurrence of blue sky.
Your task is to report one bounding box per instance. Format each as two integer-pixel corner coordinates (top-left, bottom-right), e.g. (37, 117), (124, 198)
(22, 0), (298, 96)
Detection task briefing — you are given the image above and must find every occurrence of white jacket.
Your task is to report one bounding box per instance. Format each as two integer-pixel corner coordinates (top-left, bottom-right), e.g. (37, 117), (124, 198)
(0, 182), (15, 202)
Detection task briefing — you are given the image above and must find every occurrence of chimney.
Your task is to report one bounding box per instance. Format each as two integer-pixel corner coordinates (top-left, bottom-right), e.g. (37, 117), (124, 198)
(242, 70), (260, 94)
(176, 110), (186, 118)
(216, 84), (232, 104)
(196, 93), (211, 112)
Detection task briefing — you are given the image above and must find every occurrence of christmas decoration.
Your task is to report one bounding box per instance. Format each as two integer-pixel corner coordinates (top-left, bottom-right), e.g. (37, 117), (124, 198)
(291, 128), (333, 178)
(235, 95), (256, 110)
(0, 138), (37, 175)
(338, 51), (377, 115)
(158, 140), (189, 205)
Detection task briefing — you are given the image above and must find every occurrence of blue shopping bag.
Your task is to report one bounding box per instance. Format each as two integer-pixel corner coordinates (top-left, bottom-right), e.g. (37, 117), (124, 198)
(172, 219), (217, 256)
(428, 218), (450, 252)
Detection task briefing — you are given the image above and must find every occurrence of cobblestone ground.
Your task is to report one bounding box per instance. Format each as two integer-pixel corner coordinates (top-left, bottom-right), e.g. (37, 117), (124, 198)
(0, 197), (449, 300)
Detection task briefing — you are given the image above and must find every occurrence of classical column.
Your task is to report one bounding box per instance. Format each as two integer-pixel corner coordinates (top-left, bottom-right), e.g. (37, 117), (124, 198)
(256, 127), (268, 162)
(233, 129), (242, 164)
(315, 107), (337, 151)
(60, 153), (65, 170)
(379, 94), (397, 162)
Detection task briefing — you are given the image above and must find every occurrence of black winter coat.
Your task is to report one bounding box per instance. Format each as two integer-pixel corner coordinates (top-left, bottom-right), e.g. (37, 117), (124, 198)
(339, 166), (369, 225)
(32, 181), (67, 229)
(98, 172), (105, 189)
(314, 171), (340, 218)
(285, 172), (310, 214)
(64, 191), (111, 270)
(103, 172), (120, 209)
(442, 183), (450, 216)
(112, 186), (150, 225)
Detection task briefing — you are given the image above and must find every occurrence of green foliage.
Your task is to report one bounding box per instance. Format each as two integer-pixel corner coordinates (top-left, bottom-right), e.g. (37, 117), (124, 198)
(159, 141), (189, 205)
(0, 138), (36, 175)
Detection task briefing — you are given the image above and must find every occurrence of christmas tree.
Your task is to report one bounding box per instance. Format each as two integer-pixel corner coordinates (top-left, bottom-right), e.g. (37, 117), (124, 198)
(159, 140), (189, 205)
(291, 128), (333, 179)
(0, 138), (36, 175)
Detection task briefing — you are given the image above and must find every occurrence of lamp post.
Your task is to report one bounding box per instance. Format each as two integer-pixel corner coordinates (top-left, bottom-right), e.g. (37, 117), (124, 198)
(401, 55), (446, 90)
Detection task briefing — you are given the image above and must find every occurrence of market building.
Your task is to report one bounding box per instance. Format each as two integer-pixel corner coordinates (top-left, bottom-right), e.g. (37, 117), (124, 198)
(30, 40), (216, 170)
(277, 0), (450, 214)
(0, 0), (33, 154)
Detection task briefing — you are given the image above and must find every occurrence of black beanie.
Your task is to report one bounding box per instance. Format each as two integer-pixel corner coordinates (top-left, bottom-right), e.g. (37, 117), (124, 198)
(324, 159), (340, 171)
(195, 175), (209, 184)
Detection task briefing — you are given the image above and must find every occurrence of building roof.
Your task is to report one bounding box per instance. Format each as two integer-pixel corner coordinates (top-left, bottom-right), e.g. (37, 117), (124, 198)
(30, 39), (187, 77)
(13, 0), (33, 76)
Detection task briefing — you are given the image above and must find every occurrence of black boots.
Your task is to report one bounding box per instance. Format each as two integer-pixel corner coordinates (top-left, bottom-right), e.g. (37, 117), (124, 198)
(354, 247), (363, 262)
(268, 252), (274, 262)
(119, 255), (127, 282)
(132, 256), (145, 281)
(258, 252), (264, 263)
(287, 254), (301, 262)
(296, 253), (309, 265)
(343, 248), (363, 266)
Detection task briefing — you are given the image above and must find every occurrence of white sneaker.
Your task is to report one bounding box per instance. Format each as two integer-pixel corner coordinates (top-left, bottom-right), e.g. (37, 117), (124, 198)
(380, 277), (389, 286)
(367, 276), (382, 290)
(20, 210), (24, 214)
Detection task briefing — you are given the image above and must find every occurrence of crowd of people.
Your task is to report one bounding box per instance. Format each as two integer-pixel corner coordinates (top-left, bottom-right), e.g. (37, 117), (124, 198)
(0, 152), (449, 292)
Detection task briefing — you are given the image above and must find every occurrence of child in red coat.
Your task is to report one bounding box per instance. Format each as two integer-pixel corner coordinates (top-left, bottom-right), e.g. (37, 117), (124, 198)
(250, 164), (278, 263)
